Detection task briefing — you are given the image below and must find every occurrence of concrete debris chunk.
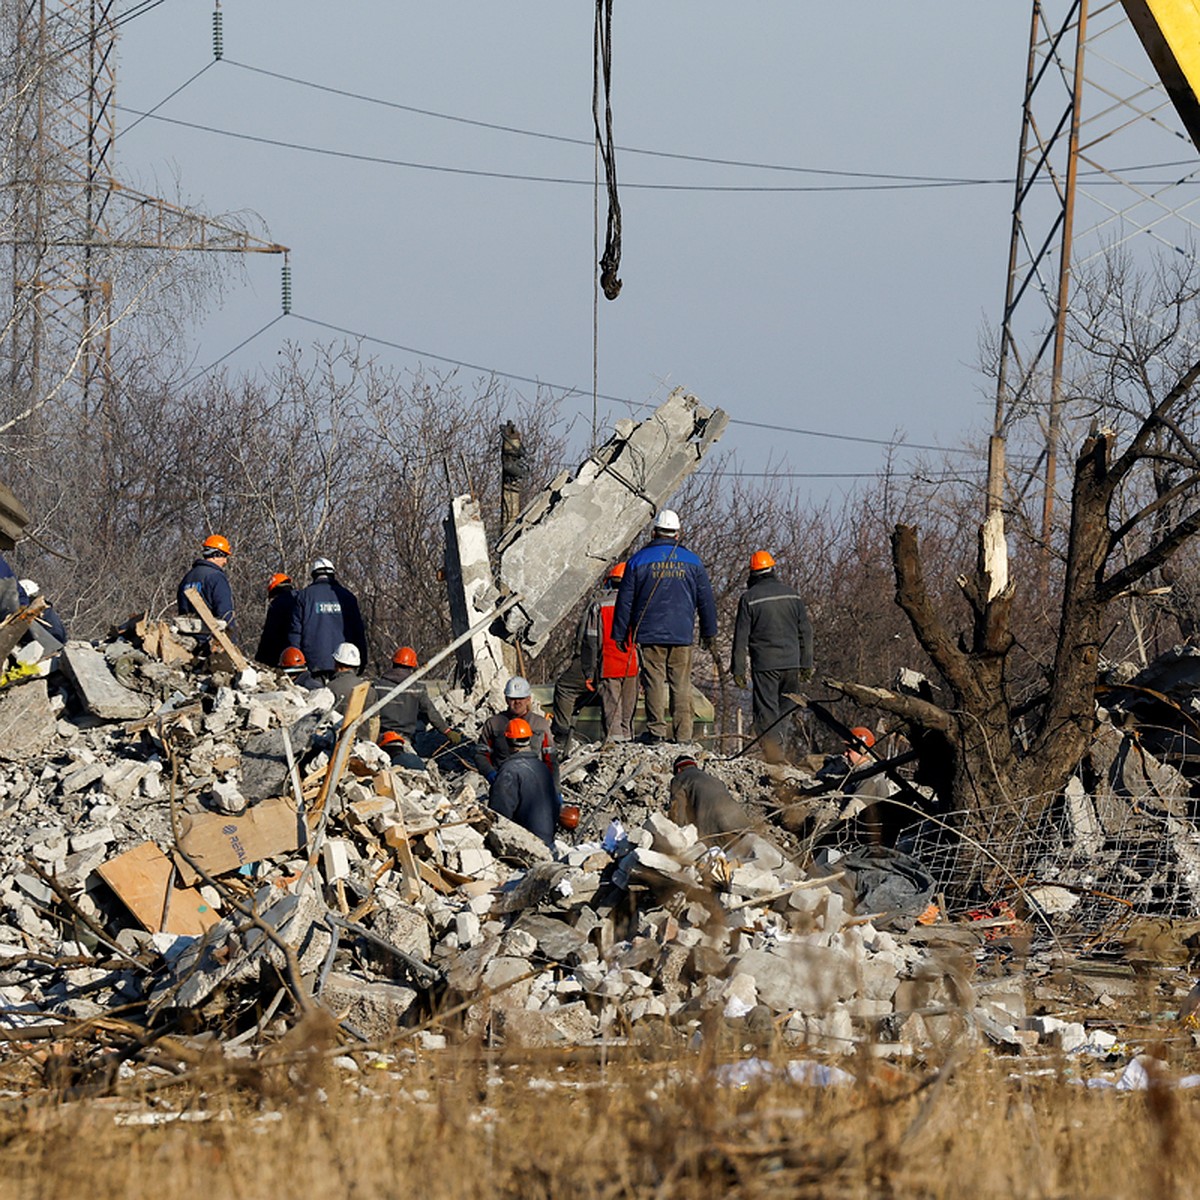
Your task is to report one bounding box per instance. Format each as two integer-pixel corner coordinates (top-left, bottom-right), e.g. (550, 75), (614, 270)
(496, 388), (728, 655)
(61, 642), (151, 720)
(0, 680), (57, 761)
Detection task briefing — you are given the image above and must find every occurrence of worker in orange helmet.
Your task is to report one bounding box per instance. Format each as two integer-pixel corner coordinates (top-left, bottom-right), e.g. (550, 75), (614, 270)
(254, 572), (296, 668)
(278, 645), (321, 691)
(374, 644), (462, 764)
(729, 549), (813, 761)
(816, 724), (894, 844)
(177, 533), (238, 647)
(488, 717), (561, 846)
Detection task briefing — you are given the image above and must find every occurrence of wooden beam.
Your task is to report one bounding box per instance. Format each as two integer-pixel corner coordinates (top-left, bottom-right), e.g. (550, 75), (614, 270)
(182, 587), (248, 671)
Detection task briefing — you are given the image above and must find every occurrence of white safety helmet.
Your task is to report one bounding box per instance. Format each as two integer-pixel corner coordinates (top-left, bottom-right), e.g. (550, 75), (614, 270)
(653, 509), (681, 534)
(332, 642), (361, 667)
(18, 579), (39, 598)
(312, 556), (335, 576)
(504, 675), (532, 699)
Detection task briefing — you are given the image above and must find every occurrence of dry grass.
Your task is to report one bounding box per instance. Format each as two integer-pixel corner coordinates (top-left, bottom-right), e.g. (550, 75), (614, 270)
(0, 1031), (1198, 1200)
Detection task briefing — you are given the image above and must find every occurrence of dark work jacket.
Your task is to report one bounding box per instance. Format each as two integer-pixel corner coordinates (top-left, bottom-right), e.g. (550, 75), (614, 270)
(288, 576), (367, 674)
(669, 766), (753, 843)
(474, 710), (558, 789)
(255, 589), (297, 667)
(178, 558), (238, 642)
(611, 536), (717, 647)
(375, 664), (449, 738)
(489, 750), (560, 846)
(730, 572), (813, 676)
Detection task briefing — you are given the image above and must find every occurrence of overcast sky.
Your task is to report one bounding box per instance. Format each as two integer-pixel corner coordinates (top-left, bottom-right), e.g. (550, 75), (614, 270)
(108, 5), (1166, 500)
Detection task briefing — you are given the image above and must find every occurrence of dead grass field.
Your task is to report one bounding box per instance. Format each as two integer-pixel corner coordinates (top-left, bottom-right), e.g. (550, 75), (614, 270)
(1, 1029), (1198, 1200)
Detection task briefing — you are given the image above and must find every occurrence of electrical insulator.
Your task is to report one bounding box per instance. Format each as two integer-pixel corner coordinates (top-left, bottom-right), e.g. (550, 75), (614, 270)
(212, 6), (223, 60)
(281, 261), (292, 315)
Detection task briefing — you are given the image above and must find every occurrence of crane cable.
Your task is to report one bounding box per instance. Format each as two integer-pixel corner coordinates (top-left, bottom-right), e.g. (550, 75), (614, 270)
(593, 0), (622, 301)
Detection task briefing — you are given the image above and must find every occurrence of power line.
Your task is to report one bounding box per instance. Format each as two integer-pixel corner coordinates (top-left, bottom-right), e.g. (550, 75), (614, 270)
(220, 58), (1200, 189)
(222, 59), (996, 187)
(115, 60), (214, 141)
(179, 313), (285, 389)
(288, 312), (970, 455)
(115, 108), (1002, 193)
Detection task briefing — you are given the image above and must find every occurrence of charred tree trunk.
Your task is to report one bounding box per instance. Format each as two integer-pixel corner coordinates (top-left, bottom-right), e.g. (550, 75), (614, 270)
(828, 347), (1200, 898)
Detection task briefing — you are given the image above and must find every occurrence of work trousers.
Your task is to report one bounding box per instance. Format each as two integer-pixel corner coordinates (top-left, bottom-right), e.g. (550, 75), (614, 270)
(599, 675), (638, 741)
(639, 642), (695, 742)
(751, 666), (800, 757)
(552, 660), (596, 753)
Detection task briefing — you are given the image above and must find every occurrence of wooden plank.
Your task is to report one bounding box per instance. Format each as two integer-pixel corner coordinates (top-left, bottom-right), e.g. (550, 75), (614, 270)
(0, 600), (45, 663)
(308, 681), (371, 828)
(96, 842), (219, 936)
(378, 771), (422, 902)
(60, 641), (150, 720)
(176, 794), (302, 878)
(182, 587), (248, 671)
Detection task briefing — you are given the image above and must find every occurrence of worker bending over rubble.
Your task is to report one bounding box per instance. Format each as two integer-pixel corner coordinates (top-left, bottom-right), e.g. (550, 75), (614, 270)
(375, 645), (462, 763)
(730, 550), (813, 762)
(612, 510), (717, 745)
(475, 675), (559, 789)
(278, 646), (322, 690)
(255, 573), (296, 667)
(288, 557), (367, 679)
(816, 726), (894, 844)
(177, 534), (238, 646)
(379, 730), (427, 772)
(489, 717), (560, 846)
(669, 754), (754, 848)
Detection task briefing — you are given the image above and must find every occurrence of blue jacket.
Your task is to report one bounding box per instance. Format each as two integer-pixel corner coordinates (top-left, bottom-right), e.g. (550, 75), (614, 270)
(611, 536), (718, 647)
(178, 559), (237, 642)
(288, 576), (367, 674)
(489, 750), (560, 846)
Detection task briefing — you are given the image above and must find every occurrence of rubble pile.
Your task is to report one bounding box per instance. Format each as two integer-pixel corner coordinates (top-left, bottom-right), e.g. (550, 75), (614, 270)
(6, 611), (1200, 1078)
(0, 618), (1001, 1060)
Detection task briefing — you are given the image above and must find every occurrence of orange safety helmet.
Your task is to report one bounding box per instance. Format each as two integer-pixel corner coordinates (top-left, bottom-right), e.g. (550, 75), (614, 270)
(203, 534), (232, 556)
(279, 646), (306, 670)
(847, 726), (875, 750)
(267, 572), (292, 595)
(379, 731), (405, 747)
(392, 646), (418, 668)
(504, 717), (533, 742)
(749, 550), (775, 573)
(607, 561), (626, 582)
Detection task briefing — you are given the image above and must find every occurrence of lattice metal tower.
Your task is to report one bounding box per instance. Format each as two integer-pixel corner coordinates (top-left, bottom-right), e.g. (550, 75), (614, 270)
(990, 0), (1200, 542)
(3, 0), (288, 414)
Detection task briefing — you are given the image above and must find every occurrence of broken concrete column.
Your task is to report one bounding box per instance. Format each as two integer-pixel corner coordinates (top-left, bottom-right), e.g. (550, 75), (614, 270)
(495, 389), (728, 655)
(443, 495), (512, 698)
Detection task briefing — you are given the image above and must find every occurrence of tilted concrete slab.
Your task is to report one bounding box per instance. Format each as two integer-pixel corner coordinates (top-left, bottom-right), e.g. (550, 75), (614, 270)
(496, 388), (727, 655)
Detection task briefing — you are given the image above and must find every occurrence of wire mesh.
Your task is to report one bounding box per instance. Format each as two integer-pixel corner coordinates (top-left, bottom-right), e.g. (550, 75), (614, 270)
(879, 787), (1200, 946)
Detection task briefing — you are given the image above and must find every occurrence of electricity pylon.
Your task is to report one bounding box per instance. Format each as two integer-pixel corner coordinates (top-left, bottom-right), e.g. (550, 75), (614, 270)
(991, 0), (1200, 557)
(3, 0), (288, 414)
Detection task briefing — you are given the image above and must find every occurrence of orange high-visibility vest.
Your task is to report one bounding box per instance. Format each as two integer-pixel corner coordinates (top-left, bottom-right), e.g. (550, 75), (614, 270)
(600, 596), (638, 678)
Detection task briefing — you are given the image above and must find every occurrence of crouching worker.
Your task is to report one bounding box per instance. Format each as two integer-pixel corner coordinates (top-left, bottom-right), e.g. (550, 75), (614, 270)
(379, 730), (427, 772)
(279, 646), (323, 690)
(376, 646), (462, 760)
(669, 754), (754, 849)
(489, 717), (560, 847)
